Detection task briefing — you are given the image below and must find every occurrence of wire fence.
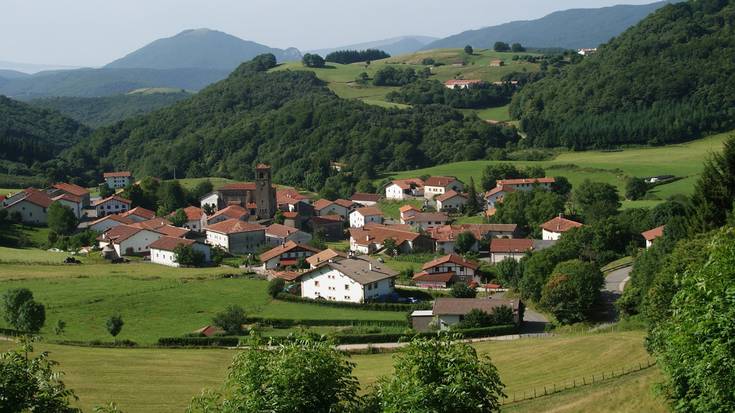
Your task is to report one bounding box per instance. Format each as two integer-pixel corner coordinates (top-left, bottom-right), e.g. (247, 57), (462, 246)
(501, 358), (657, 406)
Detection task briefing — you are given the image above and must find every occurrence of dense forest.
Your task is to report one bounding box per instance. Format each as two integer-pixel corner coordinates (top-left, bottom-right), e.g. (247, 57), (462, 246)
(387, 80), (513, 109)
(325, 49), (390, 64)
(0, 96), (90, 164)
(54, 54), (517, 191)
(29, 91), (193, 128)
(510, 0), (735, 148)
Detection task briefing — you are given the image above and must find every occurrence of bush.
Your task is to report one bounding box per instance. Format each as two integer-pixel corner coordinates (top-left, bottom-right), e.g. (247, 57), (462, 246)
(268, 277), (286, 298)
(106, 314), (124, 337)
(157, 336), (242, 347)
(212, 305), (247, 335)
(450, 283), (477, 298)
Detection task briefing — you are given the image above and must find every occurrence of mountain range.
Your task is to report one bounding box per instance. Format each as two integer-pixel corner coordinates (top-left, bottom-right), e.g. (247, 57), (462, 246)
(310, 36), (437, 57)
(423, 1), (676, 50)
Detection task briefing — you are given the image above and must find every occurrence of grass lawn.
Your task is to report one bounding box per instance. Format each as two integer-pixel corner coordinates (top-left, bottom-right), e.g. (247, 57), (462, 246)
(0, 330), (652, 413)
(0, 187), (21, 196)
(602, 256), (634, 273)
(176, 177), (236, 190)
(385, 130), (731, 201)
(454, 214), (485, 224)
(377, 199), (424, 220)
(463, 104), (511, 122)
(325, 240), (350, 252)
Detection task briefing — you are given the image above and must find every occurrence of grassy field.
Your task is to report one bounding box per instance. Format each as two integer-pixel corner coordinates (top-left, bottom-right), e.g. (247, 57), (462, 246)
(0, 330), (654, 413)
(272, 48), (539, 112)
(376, 199), (424, 220)
(462, 104), (511, 122)
(386, 131), (731, 202)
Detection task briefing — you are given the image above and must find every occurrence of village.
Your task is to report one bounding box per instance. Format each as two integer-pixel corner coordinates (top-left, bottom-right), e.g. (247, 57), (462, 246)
(0, 163), (666, 333)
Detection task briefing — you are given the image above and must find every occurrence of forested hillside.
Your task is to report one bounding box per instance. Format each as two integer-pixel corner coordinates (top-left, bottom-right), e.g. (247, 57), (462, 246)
(55, 54), (517, 190)
(29, 91), (192, 128)
(0, 95), (89, 164)
(511, 0), (735, 148)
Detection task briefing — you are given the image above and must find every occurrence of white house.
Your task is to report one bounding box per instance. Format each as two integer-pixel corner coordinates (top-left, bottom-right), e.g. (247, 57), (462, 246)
(149, 236), (211, 268)
(200, 192), (220, 212)
(401, 212), (449, 231)
(205, 219), (265, 254)
(93, 195), (131, 217)
(642, 225), (665, 248)
(384, 179), (424, 200)
(300, 255), (397, 303)
(259, 240), (321, 270)
(265, 223), (312, 246)
(87, 214), (135, 233)
(435, 190), (467, 211)
(121, 207), (156, 222)
(412, 254), (480, 288)
(350, 193), (381, 207)
(486, 177), (555, 208)
(49, 183), (91, 208)
(423, 176), (464, 200)
(103, 171), (133, 189)
(2, 189), (52, 225)
(206, 205), (249, 226)
(349, 207), (384, 228)
(50, 194), (84, 218)
(489, 238), (534, 263)
(349, 224), (433, 255)
(97, 225), (162, 257)
(444, 79), (484, 90)
(312, 199), (354, 219)
(540, 215), (583, 241)
(176, 206), (206, 232)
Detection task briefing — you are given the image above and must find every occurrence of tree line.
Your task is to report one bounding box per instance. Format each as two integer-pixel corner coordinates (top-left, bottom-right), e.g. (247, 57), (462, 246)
(326, 49), (390, 64)
(386, 79), (513, 109)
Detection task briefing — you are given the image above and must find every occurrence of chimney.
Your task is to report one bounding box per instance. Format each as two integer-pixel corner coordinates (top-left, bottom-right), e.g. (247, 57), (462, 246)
(368, 262), (373, 271)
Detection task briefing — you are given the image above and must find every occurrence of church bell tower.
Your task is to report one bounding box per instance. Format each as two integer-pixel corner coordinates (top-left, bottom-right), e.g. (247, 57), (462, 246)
(255, 163), (276, 220)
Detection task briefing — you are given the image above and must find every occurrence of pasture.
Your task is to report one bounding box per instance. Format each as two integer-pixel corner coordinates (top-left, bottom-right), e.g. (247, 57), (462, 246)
(0, 331), (655, 413)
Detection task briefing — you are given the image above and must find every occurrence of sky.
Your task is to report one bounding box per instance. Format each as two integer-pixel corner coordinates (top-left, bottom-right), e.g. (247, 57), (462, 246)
(1, 0), (657, 67)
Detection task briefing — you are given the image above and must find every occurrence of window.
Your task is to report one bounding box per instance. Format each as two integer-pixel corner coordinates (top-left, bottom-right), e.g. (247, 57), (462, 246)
(314, 281), (319, 287)
(345, 284), (350, 290)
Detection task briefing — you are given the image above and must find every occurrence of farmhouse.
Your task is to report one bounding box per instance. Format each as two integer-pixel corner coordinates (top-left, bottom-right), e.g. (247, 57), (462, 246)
(429, 224), (518, 253)
(130, 218), (190, 238)
(486, 177), (555, 208)
(642, 225), (666, 248)
(265, 223), (312, 246)
(176, 206), (206, 232)
(93, 195), (131, 217)
(87, 214), (135, 233)
(489, 59), (504, 67)
(350, 192), (381, 207)
(309, 215), (345, 241)
(306, 248), (347, 268)
(540, 215), (583, 240)
(399, 204), (421, 221)
(51, 193), (84, 218)
(206, 205), (249, 226)
(103, 171), (133, 189)
(149, 236), (211, 268)
(349, 223), (433, 255)
(444, 79), (483, 89)
(49, 183), (90, 207)
(2, 189), (53, 225)
(413, 254), (480, 288)
(276, 189), (311, 212)
(349, 206), (384, 228)
(489, 238), (534, 263)
(385, 178), (424, 200)
(259, 240), (321, 270)
(401, 212), (449, 231)
(435, 190), (467, 211)
(485, 186), (514, 208)
(300, 255), (397, 303)
(97, 225), (162, 257)
(121, 206), (156, 222)
(423, 176), (464, 200)
(430, 297), (522, 330)
(205, 219), (266, 254)
(199, 164), (276, 220)
(313, 199), (354, 219)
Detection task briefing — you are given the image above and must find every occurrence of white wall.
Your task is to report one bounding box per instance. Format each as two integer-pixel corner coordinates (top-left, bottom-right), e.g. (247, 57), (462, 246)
(105, 176), (131, 189)
(318, 204), (349, 218)
(349, 212), (382, 228)
(117, 230), (161, 256)
(437, 196), (466, 211)
(151, 243), (211, 267)
(56, 199), (83, 219)
(301, 267), (395, 303)
(6, 201), (47, 225)
(542, 229), (562, 241)
(385, 184), (406, 200)
(491, 251), (526, 264)
(200, 193), (220, 211)
(90, 219), (124, 233)
(206, 231), (230, 251)
(96, 199), (129, 217)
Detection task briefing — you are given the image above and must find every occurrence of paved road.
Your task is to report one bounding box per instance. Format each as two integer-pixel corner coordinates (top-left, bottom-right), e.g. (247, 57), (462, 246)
(605, 266), (632, 293)
(597, 265), (633, 322)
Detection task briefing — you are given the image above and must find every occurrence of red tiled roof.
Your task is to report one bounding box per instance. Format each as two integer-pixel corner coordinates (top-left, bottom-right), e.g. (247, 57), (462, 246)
(155, 225), (189, 238)
(390, 178), (424, 190)
(428, 224), (517, 243)
(422, 254), (479, 271)
(642, 225), (665, 241)
(404, 212), (448, 223)
(433, 297), (520, 316)
(103, 171), (132, 178)
(490, 238), (534, 253)
(98, 225), (146, 243)
(435, 190), (466, 203)
(148, 236), (196, 251)
(90, 214), (135, 227)
(425, 176), (458, 187)
(334, 199), (356, 209)
(123, 207), (156, 220)
(53, 182), (89, 197)
(52, 193), (82, 204)
(182, 206), (204, 221)
(272, 271), (304, 282)
(313, 199), (335, 211)
(350, 224), (420, 247)
(7, 190), (53, 209)
(206, 219), (265, 235)
(306, 249), (347, 266)
(351, 193), (381, 202)
(412, 271), (455, 283)
(353, 206), (383, 217)
(540, 216), (583, 233)
(497, 177), (555, 186)
(260, 240), (320, 262)
(283, 211), (299, 219)
(399, 204), (421, 213)
(486, 185), (515, 197)
(311, 215), (344, 225)
(208, 205), (248, 221)
(219, 182), (256, 191)
(130, 217), (171, 231)
(266, 223), (299, 238)
(256, 163), (271, 169)
(277, 189), (309, 204)
(93, 195), (131, 207)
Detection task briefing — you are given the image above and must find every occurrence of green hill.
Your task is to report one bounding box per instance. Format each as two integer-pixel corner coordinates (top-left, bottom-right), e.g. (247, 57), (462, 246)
(29, 90), (193, 128)
(424, 1), (674, 50)
(511, 0), (735, 148)
(105, 28), (301, 70)
(0, 95), (89, 164)
(59, 54), (516, 192)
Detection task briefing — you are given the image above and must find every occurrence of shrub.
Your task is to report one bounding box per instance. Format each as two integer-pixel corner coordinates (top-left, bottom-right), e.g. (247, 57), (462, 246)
(268, 278), (286, 298)
(450, 283), (477, 298)
(212, 305), (247, 335)
(106, 314), (124, 337)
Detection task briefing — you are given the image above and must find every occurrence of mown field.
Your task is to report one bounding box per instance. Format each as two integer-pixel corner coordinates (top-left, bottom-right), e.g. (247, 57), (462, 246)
(0, 331), (659, 413)
(386, 130), (731, 207)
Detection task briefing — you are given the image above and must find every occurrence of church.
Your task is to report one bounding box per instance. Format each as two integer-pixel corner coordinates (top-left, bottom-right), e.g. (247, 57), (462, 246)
(200, 164), (277, 220)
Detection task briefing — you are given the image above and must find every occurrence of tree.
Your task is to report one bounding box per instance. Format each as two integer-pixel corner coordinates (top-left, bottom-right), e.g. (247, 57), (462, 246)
(625, 177), (648, 200)
(54, 319), (67, 335)
(495, 258), (522, 289)
(47, 202), (78, 235)
(156, 180), (187, 215)
(540, 260), (604, 324)
(690, 136), (735, 231)
(454, 231), (477, 255)
(105, 314), (124, 337)
(551, 176), (572, 197)
(481, 163), (523, 191)
(2, 288), (33, 328)
(16, 300), (46, 333)
(268, 278), (285, 298)
(202, 203), (215, 216)
(189, 180), (213, 203)
(511, 43), (526, 52)
(375, 334), (505, 412)
(309, 229), (327, 250)
(212, 305), (247, 335)
(459, 309), (493, 328)
(98, 183), (114, 198)
(493, 42), (510, 52)
(651, 228), (735, 412)
(573, 180), (620, 222)
(273, 210), (285, 225)
(464, 45), (474, 55)
(169, 208), (188, 227)
(302, 53), (326, 68)
(0, 339), (80, 413)
(174, 244), (205, 267)
(451, 282), (477, 298)
(188, 336), (359, 413)
(465, 177), (481, 215)
(490, 305), (515, 324)
(382, 238), (398, 257)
